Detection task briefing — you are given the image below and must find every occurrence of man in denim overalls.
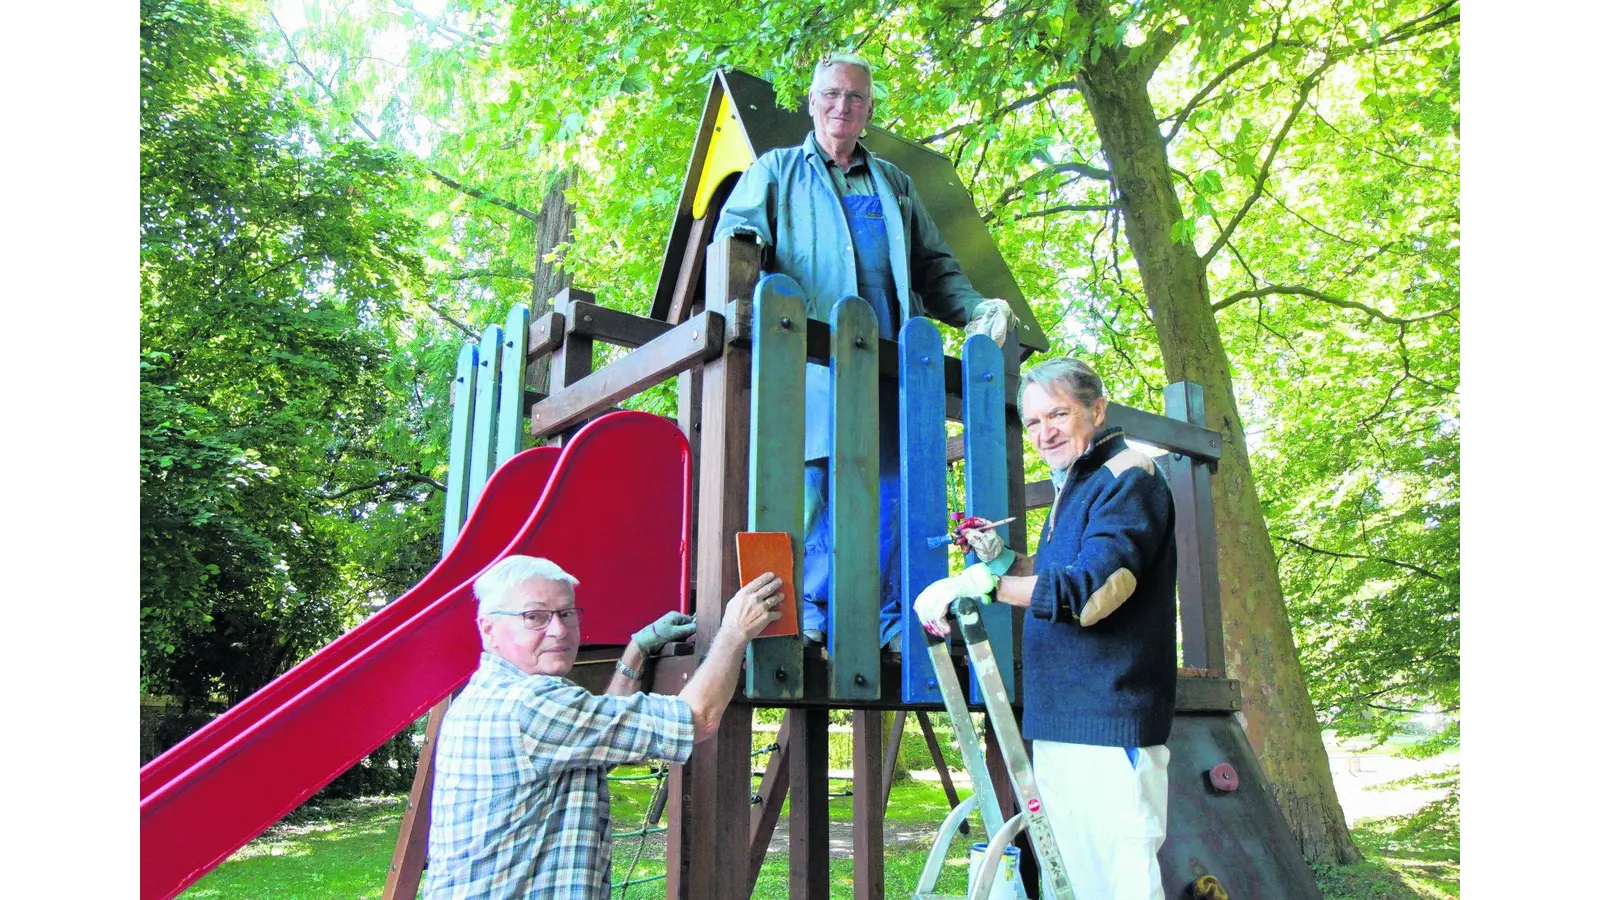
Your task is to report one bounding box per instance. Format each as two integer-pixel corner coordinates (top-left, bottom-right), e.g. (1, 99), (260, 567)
(714, 52), (1017, 651)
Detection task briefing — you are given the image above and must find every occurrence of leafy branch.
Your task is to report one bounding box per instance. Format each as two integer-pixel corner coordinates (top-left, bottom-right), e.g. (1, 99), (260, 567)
(320, 470), (446, 500)
(918, 81), (1079, 145)
(1212, 284), (1459, 326)
(1273, 534), (1453, 584)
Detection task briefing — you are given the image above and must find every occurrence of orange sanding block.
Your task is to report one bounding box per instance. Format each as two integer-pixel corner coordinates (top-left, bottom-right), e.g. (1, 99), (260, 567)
(735, 531), (799, 638)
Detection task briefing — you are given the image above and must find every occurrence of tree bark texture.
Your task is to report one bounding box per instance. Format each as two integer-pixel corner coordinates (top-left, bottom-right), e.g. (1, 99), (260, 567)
(528, 168), (575, 394)
(1073, 21), (1360, 865)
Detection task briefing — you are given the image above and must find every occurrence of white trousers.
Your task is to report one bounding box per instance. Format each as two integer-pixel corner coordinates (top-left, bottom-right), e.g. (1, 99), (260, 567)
(1033, 741), (1169, 900)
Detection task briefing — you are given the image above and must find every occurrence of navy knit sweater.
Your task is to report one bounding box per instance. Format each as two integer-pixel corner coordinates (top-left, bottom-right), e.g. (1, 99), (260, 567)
(1021, 427), (1178, 748)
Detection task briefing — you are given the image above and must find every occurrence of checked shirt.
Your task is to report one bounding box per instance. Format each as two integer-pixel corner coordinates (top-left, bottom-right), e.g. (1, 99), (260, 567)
(423, 652), (694, 899)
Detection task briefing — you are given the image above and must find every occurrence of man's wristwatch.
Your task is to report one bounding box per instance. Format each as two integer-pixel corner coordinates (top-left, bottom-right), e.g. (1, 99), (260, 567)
(616, 659), (645, 680)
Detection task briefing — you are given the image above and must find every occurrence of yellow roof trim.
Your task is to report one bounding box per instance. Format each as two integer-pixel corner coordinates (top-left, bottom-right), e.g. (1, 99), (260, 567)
(691, 92), (756, 219)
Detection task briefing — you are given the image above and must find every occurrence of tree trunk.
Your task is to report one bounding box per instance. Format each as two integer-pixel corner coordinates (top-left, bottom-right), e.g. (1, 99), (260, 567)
(528, 168), (575, 394)
(1072, 22), (1360, 865)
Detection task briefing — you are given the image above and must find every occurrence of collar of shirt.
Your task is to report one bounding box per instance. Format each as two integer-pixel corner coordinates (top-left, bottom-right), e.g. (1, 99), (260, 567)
(804, 132), (869, 174)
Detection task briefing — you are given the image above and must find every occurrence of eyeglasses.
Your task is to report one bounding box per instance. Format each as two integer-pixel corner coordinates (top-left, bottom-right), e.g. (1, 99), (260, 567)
(817, 88), (869, 108)
(488, 607), (583, 630)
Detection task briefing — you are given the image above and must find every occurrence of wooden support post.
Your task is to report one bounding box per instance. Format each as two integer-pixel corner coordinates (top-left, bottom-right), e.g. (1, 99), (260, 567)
(1164, 382), (1226, 674)
(747, 713), (794, 897)
(381, 698), (446, 900)
(788, 707), (831, 900)
(916, 711), (968, 834)
(852, 709), (885, 900)
(668, 234), (759, 900)
(881, 710), (907, 813)
(545, 288), (596, 446)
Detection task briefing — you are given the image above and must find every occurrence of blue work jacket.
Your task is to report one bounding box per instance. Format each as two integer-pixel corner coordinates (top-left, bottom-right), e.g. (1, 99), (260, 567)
(714, 133), (985, 460)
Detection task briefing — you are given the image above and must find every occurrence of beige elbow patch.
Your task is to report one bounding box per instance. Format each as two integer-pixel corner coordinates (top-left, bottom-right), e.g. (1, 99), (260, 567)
(1079, 568), (1137, 626)
(1104, 449), (1156, 478)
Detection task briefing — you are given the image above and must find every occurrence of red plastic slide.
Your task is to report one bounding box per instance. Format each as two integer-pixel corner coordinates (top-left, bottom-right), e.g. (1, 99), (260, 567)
(140, 412), (693, 900)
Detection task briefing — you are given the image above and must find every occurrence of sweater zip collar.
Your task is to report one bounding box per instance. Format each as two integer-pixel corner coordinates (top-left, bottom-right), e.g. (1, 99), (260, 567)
(1044, 427), (1126, 541)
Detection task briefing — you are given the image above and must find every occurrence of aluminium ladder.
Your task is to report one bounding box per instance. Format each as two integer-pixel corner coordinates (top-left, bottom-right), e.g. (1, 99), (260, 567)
(913, 596), (1076, 900)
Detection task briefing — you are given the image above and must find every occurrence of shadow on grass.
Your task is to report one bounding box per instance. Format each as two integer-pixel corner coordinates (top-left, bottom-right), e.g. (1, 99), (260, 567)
(1313, 795), (1460, 900)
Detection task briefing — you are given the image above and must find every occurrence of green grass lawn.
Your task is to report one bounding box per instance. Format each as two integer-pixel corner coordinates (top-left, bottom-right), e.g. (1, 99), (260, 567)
(180, 766), (1459, 899)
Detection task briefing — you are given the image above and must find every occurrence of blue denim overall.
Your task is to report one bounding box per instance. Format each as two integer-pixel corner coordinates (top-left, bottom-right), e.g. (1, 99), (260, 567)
(801, 194), (905, 647)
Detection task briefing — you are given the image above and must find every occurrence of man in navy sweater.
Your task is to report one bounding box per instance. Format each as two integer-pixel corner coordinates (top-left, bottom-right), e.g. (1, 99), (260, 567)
(914, 357), (1178, 900)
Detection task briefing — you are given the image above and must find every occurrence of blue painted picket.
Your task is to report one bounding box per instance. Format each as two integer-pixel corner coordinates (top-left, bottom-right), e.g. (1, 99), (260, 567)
(466, 324), (505, 508)
(746, 274), (808, 699)
(441, 344), (478, 552)
(961, 334), (1017, 703)
(828, 297), (880, 701)
(898, 318), (952, 705)
(495, 306), (531, 466)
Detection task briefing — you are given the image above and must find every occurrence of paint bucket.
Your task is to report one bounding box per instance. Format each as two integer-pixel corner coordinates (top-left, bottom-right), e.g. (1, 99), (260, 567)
(967, 842), (1023, 899)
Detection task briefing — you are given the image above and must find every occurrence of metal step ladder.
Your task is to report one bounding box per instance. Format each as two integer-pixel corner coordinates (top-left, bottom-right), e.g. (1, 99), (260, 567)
(914, 596), (1076, 900)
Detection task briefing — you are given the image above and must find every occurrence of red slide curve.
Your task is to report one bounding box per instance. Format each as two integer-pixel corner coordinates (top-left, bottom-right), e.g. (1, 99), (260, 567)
(140, 412), (693, 900)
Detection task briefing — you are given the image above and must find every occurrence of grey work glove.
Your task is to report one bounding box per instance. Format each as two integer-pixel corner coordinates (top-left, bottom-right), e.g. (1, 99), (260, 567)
(964, 298), (1020, 348)
(632, 611), (696, 656)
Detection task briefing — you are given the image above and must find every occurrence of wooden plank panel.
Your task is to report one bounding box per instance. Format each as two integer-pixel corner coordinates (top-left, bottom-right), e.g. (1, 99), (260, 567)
(466, 324), (504, 506)
(440, 344), (477, 551)
(1165, 382), (1227, 674)
(567, 299), (674, 348)
(828, 297), (881, 701)
(852, 710), (885, 900)
(496, 305), (531, 464)
(788, 707), (830, 900)
(746, 274), (807, 699)
(898, 317), (950, 705)
(526, 311), (724, 438)
(962, 334), (1016, 704)
(1025, 478), (1054, 511)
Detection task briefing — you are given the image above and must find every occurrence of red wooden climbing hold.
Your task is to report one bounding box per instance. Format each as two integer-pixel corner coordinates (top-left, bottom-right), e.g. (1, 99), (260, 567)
(1208, 762), (1239, 792)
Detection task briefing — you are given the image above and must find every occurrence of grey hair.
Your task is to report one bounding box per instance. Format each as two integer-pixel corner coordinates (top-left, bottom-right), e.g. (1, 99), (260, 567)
(810, 51), (874, 93)
(1018, 358), (1105, 410)
(473, 555), (579, 617)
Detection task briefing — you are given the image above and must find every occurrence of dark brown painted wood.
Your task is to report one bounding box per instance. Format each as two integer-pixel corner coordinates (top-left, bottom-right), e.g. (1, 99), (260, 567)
(526, 311), (723, 438)
(915, 710), (968, 833)
(788, 707), (830, 900)
(1165, 382), (1227, 674)
(746, 713), (793, 896)
(667, 212), (712, 325)
(567, 299), (674, 349)
(1024, 478), (1055, 511)
(881, 710), (907, 812)
(381, 697), (448, 900)
(525, 310), (565, 363)
(852, 710), (885, 900)
(674, 234), (759, 900)
(545, 289), (595, 446)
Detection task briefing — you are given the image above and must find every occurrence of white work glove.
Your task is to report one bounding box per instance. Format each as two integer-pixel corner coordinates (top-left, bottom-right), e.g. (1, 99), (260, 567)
(632, 611), (696, 656)
(914, 563), (999, 639)
(963, 527), (1006, 563)
(964, 298), (1020, 349)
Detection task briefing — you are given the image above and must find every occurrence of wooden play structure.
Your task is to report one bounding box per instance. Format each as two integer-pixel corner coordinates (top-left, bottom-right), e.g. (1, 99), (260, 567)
(139, 69), (1324, 899)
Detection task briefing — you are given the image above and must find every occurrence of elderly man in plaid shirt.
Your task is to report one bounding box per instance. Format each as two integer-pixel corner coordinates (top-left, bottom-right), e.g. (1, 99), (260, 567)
(422, 555), (783, 899)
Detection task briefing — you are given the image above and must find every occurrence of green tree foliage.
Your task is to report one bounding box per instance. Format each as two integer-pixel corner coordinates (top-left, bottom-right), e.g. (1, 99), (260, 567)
(179, 1), (1455, 855)
(140, 0), (442, 717)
